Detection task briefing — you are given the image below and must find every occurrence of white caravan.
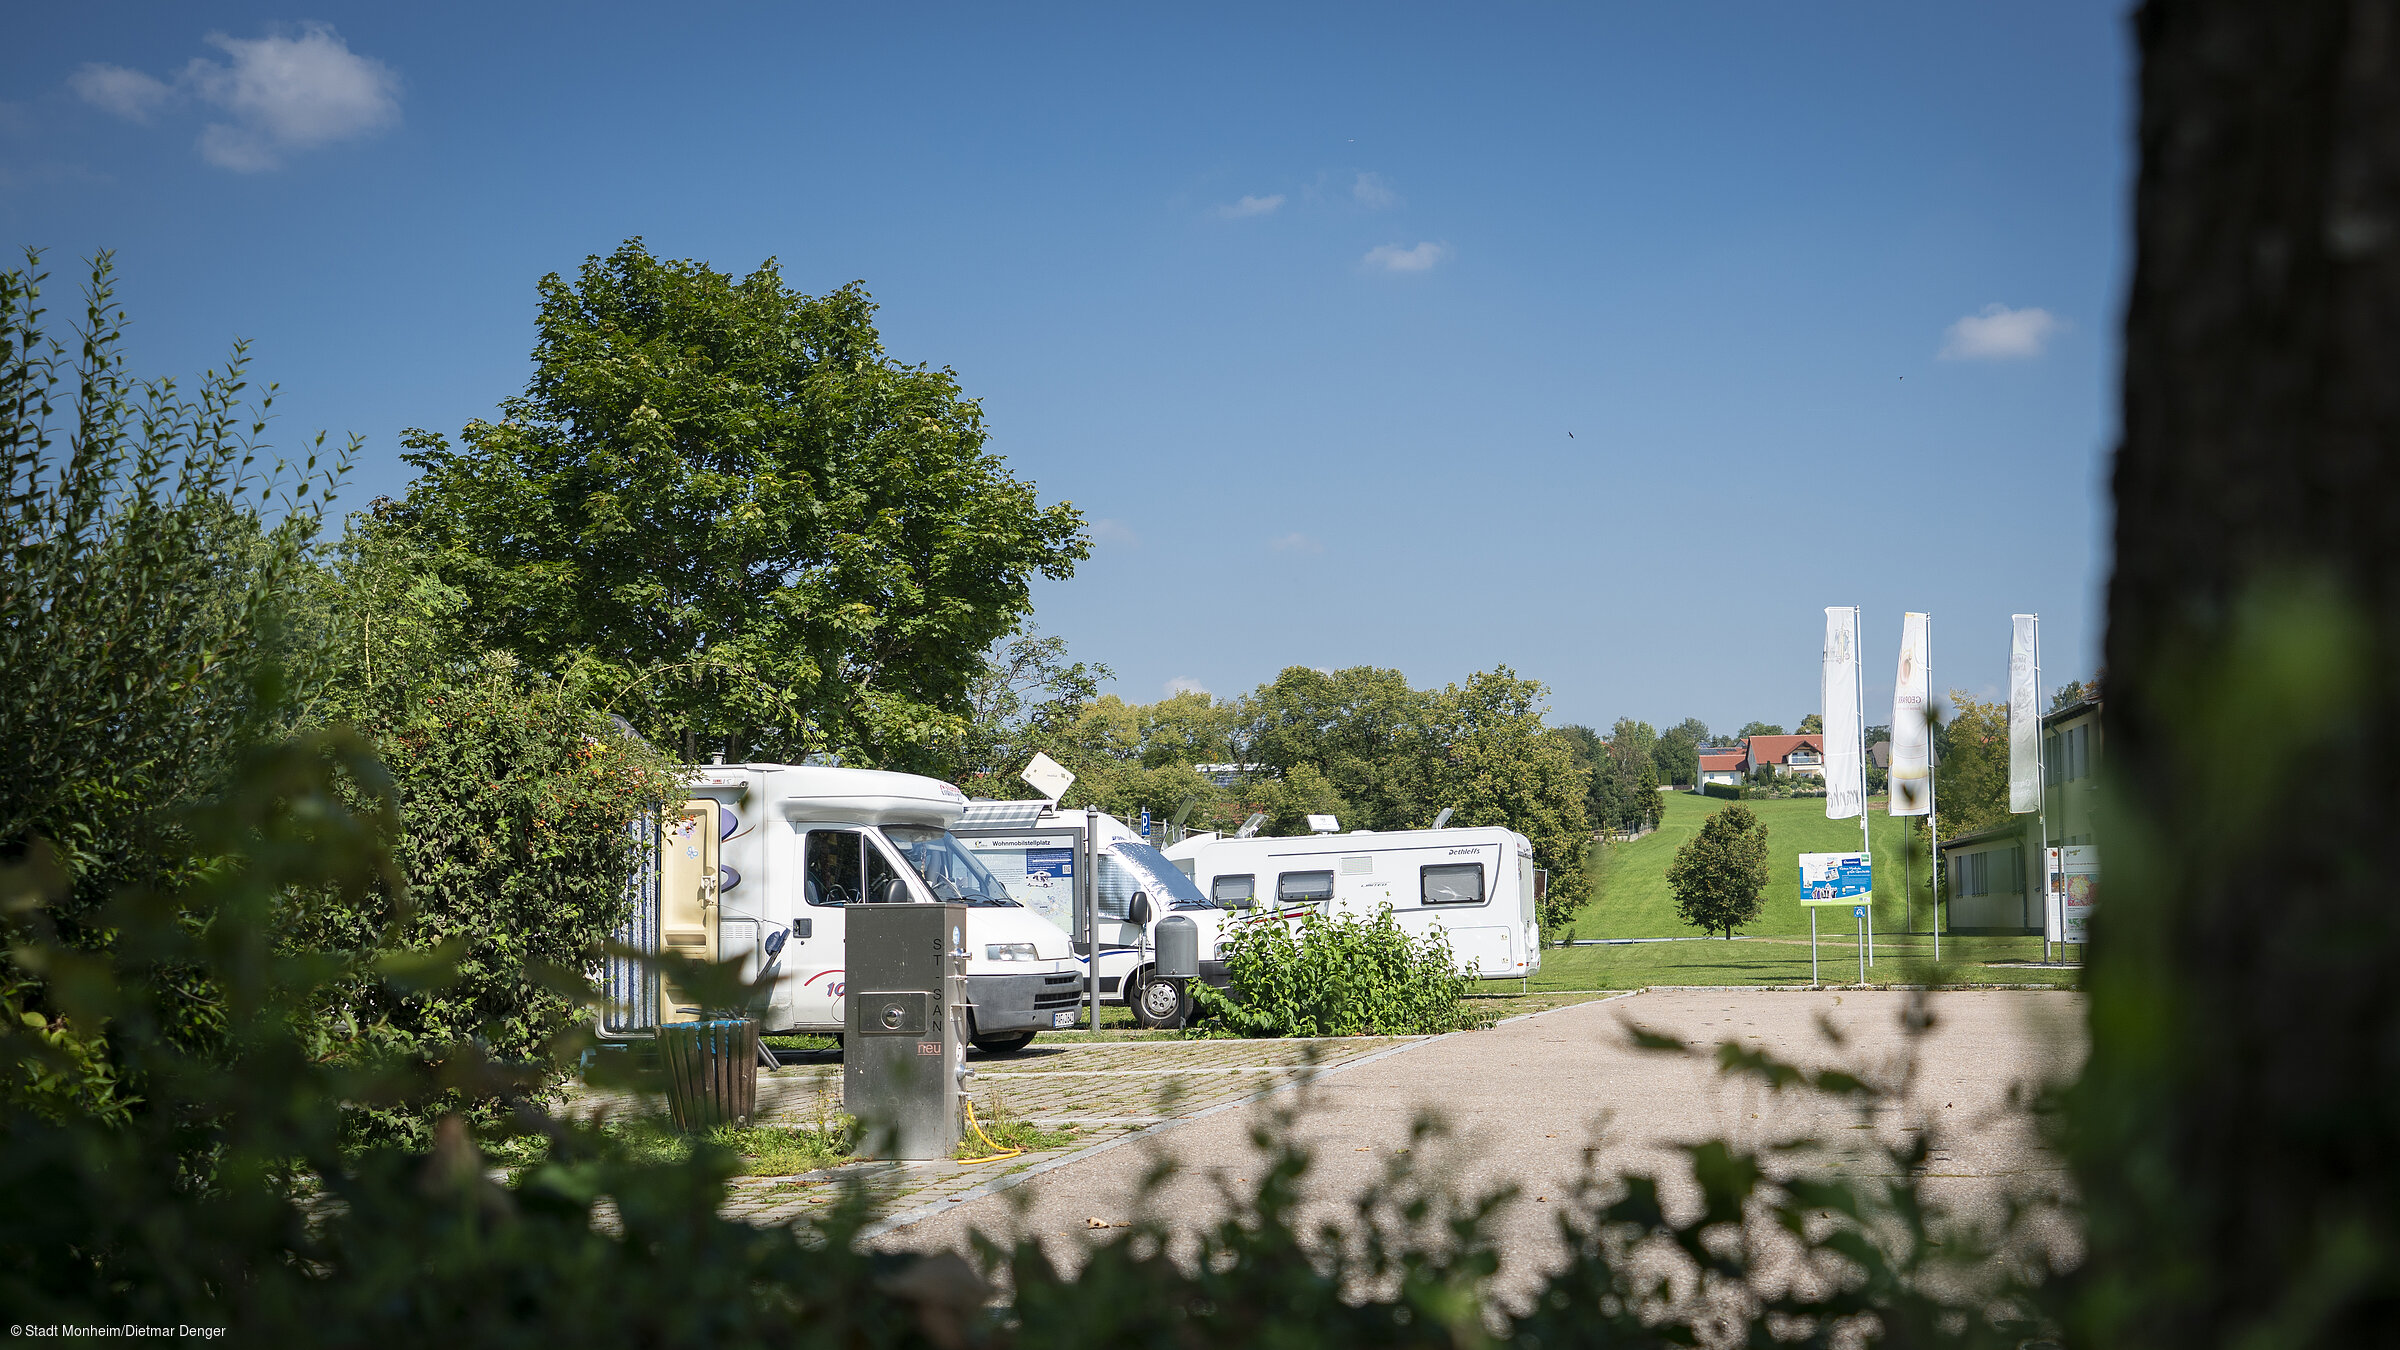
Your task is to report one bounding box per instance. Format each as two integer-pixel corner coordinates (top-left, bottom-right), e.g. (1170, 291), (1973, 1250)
(954, 801), (1232, 1028)
(598, 764), (1084, 1053)
(1160, 826), (1544, 980)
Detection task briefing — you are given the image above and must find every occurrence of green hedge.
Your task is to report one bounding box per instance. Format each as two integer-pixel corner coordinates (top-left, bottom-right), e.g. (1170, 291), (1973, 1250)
(1189, 908), (1476, 1037)
(1702, 781), (1744, 800)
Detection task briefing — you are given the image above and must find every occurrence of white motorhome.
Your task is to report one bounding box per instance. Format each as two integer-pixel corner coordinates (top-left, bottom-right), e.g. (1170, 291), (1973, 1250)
(599, 764), (1084, 1053)
(1161, 826), (1544, 979)
(954, 800), (1231, 1028)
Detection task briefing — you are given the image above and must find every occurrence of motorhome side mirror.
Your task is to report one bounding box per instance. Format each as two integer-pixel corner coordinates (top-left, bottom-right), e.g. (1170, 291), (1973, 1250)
(1128, 893), (1153, 927)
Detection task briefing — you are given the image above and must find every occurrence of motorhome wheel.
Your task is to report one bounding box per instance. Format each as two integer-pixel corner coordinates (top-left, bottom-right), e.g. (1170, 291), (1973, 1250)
(1131, 969), (1191, 1029)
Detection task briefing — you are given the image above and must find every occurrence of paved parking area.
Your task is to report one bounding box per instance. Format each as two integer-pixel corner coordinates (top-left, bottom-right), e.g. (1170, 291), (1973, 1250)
(572, 1034), (1428, 1227)
(873, 989), (2087, 1302)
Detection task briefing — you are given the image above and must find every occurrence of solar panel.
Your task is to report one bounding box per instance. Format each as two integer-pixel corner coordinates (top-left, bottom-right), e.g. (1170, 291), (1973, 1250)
(956, 799), (1050, 830)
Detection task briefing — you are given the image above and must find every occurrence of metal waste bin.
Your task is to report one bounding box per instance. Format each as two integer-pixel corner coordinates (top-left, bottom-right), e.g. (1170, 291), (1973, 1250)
(1155, 915), (1200, 980)
(844, 903), (968, 1159)
(659, 1018), (760, 1130)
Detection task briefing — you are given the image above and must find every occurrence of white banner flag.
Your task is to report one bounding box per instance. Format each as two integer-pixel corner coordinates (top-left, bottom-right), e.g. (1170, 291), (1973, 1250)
(1889, 611), (1933, 816)
(2009, 614), (2041, 814)
(1822, 607), (1864, 820)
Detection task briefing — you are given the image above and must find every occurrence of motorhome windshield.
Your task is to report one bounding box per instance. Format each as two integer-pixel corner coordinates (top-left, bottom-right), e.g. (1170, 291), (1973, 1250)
(885, 826), (1019, 906)
(1112, 842), (1213, 910)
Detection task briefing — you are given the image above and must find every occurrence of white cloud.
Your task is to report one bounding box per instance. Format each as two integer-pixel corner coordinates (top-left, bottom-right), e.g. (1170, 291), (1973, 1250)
(1218, 193), (1284, 219)
(1091, 517), (1140, 548)
(1362, 241), (1450, 273)
(70, 64), (173, 122)
(1939, 303), (2064, 360)
(69, 23), (400, 172)
(1352, 171), (1398, 209)
(1164, 676), (1209, 697)
(1269, 532), (1324, 553)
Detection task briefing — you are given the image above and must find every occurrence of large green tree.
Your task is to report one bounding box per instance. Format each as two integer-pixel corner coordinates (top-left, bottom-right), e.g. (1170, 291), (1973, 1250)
(389, 240), (1088, 770)
(1418, 670), (1592, 930)
(1652, 718), (1710, 788)
(1565, 719), (1664, 836)
(1238, 666), (1433, 827)
(1665, 803), (1769, 939)
(1931, 688), (2009, 839)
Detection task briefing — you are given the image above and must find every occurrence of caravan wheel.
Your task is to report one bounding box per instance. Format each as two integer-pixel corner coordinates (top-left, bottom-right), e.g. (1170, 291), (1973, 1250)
(1130, 969), (1191, 1029)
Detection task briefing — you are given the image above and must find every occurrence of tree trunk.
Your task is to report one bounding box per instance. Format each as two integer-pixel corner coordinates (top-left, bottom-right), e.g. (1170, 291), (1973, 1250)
(2081, 1), (2400, 1343)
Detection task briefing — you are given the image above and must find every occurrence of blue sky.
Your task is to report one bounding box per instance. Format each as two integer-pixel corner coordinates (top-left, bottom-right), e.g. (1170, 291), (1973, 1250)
(3, 3), (2129, 736)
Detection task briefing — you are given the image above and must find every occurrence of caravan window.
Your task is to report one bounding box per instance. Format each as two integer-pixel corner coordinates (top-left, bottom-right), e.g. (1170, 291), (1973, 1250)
(804, 830), (863, 906)
(1096, 853), (1139, 921)
(1277, 870), (1335, 903)
(805, 829), (911, 905)
(1421, 863), (1485, 906)
(1211, 874), (1255, 906)
(886, 825), (1018, 907)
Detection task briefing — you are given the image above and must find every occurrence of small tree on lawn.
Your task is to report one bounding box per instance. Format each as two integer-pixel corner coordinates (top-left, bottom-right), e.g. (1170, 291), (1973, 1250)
(1667, 804), (1769, 939)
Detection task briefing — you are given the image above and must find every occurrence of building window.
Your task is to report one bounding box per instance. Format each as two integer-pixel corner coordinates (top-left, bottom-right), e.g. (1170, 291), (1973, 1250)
(1420, 862), (1485, 906)
(1957, 851), (1987, 897)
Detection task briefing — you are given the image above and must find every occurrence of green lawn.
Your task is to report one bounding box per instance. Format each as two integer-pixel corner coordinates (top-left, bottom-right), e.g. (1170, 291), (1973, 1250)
(1558, 791), (2078, 989)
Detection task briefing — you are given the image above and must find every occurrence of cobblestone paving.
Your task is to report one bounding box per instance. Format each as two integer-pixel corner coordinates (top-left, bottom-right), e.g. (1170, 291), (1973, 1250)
(568, 1035), (1431, 1230)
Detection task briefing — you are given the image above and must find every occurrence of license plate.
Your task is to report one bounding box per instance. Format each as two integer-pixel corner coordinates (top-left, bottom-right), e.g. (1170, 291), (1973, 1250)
(1052, 1010), (1076, 1028)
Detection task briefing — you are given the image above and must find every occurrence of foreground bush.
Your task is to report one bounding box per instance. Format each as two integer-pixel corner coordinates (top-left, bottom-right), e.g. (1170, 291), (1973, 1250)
(1189, 908), (1478, 1038)
(0, 740), (2053, 1344)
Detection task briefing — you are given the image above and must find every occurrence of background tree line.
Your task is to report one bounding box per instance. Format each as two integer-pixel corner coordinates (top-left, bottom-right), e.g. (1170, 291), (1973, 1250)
(953, 662), (1596, 932)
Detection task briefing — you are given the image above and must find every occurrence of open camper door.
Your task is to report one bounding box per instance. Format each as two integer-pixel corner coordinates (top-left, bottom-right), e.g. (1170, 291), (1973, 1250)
(659, 799), (721, 1024)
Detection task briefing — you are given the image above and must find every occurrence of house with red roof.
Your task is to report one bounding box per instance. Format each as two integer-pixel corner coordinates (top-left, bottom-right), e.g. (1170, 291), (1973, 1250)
(1696, 747), (1747, 788)
(1744, 734), (1826, 778)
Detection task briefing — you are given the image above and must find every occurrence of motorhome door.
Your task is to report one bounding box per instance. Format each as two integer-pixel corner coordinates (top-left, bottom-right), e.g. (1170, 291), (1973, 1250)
(659, 799), (720, 1024)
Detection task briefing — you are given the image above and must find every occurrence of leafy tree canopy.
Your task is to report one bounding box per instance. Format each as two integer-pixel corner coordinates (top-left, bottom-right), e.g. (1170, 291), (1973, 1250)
(1933, 688), (2010, 839)
(1736, 721), (1785, 739)
(1651, 718), (1710, 788)
(1796, 713), (1823, 734)
(1665, 802), (1770, 939)
(387, 239), (1088, 771)
(2050, 673), (2101, 712)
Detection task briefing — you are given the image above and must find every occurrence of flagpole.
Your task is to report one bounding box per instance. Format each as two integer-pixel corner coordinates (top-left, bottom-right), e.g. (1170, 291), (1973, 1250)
(2036, 615), (2053, 965)
(1855, 607), (1870, 972)
(1856, 606), (1869, 872)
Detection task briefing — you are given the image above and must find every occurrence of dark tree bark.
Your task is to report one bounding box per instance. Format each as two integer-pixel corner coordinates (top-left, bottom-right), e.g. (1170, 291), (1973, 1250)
(2082, 1), (2400, 1344)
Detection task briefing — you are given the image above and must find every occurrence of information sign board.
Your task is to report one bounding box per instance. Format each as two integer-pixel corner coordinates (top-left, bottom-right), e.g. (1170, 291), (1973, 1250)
(1799, 851), (1873, 906)
(2046, 846), (2098, 944)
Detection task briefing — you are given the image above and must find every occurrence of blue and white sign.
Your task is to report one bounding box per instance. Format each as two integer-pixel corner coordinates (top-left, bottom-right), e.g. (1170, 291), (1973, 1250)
(1026, 847), (1074, 882)
(1799, 851), (1873, 907)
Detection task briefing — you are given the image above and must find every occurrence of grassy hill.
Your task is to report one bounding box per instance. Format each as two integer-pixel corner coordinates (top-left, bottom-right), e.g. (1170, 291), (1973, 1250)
(1532, 790), (2077, 990)
(1573, 791), (1931, 941)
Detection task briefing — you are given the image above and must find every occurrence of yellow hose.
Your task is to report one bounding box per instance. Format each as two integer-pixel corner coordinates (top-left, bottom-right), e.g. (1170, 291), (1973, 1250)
(956, 1097), (1024, 1165)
